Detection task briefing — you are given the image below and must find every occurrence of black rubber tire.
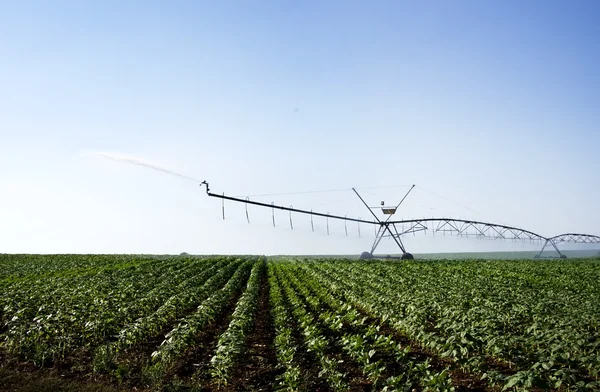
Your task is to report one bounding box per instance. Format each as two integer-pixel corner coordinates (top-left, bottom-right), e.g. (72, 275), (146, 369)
(359, 251), (373, 260)
(401, 253), (414, 260)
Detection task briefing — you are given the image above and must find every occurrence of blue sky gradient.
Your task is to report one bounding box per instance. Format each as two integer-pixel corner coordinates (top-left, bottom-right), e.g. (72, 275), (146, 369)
(1, 1), (598, 254)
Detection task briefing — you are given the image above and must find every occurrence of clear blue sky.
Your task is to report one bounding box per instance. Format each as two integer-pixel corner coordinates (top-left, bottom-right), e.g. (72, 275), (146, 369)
(1, 0), (598, 254)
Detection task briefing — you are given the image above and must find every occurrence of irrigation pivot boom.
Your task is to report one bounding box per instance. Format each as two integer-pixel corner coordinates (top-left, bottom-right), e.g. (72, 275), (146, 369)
(200, 181), (600, 259)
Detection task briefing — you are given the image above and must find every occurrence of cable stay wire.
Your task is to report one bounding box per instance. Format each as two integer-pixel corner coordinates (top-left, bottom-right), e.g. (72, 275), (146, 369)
(415, 185), (479, 215)
(358, 186), (413, 200)
(234, 184), (413, 198)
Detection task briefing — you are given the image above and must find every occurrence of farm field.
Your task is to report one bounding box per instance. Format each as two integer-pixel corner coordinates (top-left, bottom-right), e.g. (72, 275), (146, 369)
(1, 255), (599, 391)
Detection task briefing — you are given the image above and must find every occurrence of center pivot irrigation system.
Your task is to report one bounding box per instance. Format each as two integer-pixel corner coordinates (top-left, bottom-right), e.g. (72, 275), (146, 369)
(200, 181), (600, 259)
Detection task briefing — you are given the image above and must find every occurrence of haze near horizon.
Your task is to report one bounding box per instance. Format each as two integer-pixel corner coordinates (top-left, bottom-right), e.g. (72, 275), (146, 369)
(1, 0), (598, 255)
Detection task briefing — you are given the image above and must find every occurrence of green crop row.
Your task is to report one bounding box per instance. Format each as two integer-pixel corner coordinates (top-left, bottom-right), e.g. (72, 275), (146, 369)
(297, 258), (600, 391)
(1, 254), (598, 391)
(209, 258), (265, 386)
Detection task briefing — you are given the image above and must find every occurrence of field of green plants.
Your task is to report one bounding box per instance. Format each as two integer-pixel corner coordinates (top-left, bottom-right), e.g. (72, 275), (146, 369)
(1, 254), (599, 391)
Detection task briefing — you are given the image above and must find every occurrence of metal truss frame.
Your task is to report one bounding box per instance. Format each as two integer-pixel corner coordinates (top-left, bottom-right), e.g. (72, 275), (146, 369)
(534, 233), (600, 259)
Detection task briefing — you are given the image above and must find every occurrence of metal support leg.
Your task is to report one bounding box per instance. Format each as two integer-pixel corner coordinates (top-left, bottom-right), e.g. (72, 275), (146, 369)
(385, 224), (406, 254)
(370, 225), (385, 254)
(549, 239), (566, 259)
(370, 223), (407, 255)
(536, 239), (566, 259)
(390, 223), (407, 254)
(535, 240), (548, 258)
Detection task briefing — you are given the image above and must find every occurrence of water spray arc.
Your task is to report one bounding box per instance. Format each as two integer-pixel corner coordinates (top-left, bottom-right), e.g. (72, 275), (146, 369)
(97, 152), (201, 183)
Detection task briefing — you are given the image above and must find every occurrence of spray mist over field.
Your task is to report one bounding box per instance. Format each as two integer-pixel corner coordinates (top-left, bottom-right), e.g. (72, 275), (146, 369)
(95, 152), (201, 183)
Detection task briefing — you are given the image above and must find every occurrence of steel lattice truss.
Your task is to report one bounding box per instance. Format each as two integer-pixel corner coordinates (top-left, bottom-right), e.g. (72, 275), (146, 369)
(200, 182), (599, 259)
(385, 218), (544, 241)
(550, 233), (600, 245)
(375, 219), (600, 258)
